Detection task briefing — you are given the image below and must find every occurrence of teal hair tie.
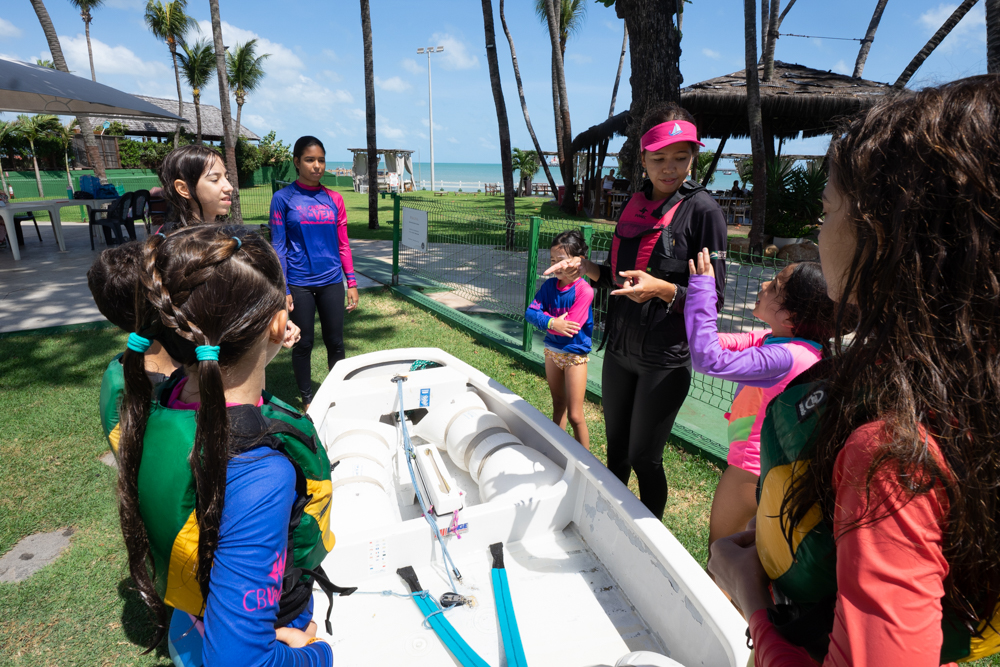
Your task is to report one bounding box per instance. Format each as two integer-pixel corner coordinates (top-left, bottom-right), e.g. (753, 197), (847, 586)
(127, 332), (152, 353)
(232, 236), (242, 249)
(195, 345), (220, 361)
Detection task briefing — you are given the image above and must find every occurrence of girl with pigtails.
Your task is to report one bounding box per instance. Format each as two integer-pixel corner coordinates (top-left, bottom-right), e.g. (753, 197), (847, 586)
(116, 225), (343, 666)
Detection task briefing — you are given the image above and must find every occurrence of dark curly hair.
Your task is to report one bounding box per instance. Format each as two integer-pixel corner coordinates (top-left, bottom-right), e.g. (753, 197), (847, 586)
(550, 229), (588, 258)
(773, 261), (838, 353)
(783, 75), (1000, 633)
(87, 240), (144, 332)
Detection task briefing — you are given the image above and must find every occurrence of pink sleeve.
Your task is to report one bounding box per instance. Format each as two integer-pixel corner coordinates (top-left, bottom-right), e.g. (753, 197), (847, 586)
(749, 423), (951, 667)
(823, 423), (950, 667)
(566, 280), (594, 324)
(718, 330), (771, 351)
(325, 187), (356, 288)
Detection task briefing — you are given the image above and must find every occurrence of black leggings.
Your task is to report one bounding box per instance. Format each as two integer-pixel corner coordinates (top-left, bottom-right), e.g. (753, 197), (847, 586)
(289, 282), (346, 404)
(601, 350), (692, 519)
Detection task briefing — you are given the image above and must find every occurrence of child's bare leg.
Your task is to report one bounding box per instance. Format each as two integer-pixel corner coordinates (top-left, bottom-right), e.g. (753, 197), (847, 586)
(707, 465), (759, 561)
(545, 356), (568, 429)
(564, 361), (590, 450)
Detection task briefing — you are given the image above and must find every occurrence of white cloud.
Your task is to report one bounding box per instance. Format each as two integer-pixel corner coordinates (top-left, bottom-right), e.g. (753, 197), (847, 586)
(381, 120), (405, 140)
(479, 137), (495, 150)
(0, 18), (22, 39)
(62, 34), (170, 77)
(402, 58), (423, 74)
(447, 137), (460, 144)
(702, 48), (721, 60)
(832, 59), (851, 75)
(918, 3), (986, 51)
(192, 20), (304, 71)
(244, 113), (268, 129)
(320, 69), (343, 83)
(325, 129), (337, 139)
(429, 33), (478, 70)
(347, 108), (366, 120)
(375, 75), (411, 92)
(104, 0), (144, 8)
(322, 49), (339, 62)
(416, 131), (428, 139)
(604, 21), (619, 31)
(420, 118), (444, 131)
(566, 53), (592, 64)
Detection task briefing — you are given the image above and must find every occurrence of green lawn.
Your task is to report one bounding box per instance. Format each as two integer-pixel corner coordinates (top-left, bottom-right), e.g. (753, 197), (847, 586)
(0, 287), (720, 665)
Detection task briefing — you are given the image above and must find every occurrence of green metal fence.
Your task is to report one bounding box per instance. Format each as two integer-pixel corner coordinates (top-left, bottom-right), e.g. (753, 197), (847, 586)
(389, 192), (789, 411)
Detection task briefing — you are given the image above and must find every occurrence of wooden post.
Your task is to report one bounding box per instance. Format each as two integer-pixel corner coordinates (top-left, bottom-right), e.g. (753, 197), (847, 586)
(701, 133), (730, 187)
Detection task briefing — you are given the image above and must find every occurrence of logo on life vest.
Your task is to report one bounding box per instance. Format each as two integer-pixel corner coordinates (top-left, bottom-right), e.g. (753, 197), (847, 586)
(669, 122), (683, 136)
(795, 387), (827, 422)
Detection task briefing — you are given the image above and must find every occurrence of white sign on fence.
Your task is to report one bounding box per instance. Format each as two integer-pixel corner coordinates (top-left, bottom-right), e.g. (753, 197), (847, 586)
(401, 206), (428, 253)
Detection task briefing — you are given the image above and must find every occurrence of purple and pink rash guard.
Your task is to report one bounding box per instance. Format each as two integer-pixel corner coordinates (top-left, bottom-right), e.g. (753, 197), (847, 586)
(525, 276), (594, 355)
(269, 181), (357, 295)
(167, 384), (332, 667)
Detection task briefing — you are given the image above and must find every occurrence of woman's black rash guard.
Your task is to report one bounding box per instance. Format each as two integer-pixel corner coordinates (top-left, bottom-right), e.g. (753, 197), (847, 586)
(595, 179), (728, 367)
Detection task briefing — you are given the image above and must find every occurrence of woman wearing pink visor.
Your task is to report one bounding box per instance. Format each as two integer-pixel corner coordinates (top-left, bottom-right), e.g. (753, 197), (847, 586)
(546, 103), (728, 519)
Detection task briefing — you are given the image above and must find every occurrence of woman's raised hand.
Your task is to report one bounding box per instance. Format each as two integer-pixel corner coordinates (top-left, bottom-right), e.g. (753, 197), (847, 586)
(688, 248), (716, 279)
(544, 255), (584, 277)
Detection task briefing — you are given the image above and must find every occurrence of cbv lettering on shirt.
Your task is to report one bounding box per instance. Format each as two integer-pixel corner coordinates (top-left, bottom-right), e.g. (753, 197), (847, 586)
(242, 551), (286, 612)
(294, 204), (339, 224)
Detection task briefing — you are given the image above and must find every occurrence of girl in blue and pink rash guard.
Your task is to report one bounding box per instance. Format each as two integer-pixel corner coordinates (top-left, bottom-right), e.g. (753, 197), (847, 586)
(270, 136), (358, 408)
(526, 230), (594, 449)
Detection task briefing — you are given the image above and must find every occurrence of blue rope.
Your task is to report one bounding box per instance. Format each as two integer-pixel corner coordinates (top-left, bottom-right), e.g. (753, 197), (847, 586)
(395, 379), (463, 592)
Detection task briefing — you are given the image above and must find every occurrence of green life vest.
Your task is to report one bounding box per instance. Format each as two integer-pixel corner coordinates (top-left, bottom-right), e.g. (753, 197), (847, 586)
(136, 374), (335, 619)
(99, 354), (125, 455)
(756, 369), (1000, 663)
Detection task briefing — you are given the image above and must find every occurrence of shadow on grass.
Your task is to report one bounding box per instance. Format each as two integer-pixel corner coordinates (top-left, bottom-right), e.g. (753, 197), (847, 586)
(117, 578), (172, 663)
(0, 327), (124, 390)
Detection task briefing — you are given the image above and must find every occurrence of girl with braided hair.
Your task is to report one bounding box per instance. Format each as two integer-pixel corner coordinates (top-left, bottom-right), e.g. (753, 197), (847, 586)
(117, 225), (336, 666)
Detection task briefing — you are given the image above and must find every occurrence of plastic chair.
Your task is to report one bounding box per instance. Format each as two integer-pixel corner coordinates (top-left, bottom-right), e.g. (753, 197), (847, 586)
(12, 211), (43, 246)
(89, 192), (134, 249)
(130, 189), (152, 237)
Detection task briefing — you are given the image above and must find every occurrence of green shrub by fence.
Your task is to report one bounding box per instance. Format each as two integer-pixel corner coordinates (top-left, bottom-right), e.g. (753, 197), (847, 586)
(387, 192), (788, 412)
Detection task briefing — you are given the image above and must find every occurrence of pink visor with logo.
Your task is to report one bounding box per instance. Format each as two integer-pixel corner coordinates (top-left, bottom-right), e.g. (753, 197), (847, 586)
(641, 120), (705, 152)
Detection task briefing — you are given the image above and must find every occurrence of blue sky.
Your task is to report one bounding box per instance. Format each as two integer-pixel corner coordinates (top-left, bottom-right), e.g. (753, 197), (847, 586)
(0, 0), (989, 164)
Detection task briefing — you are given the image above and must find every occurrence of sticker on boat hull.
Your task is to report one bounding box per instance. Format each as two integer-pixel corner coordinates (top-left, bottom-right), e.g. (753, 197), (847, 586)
(420, 388), (431, 407)
(440, 522), (468, 537)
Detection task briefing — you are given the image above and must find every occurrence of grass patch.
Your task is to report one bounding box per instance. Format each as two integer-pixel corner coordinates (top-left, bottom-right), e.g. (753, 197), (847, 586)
(0, 288), (719, 664)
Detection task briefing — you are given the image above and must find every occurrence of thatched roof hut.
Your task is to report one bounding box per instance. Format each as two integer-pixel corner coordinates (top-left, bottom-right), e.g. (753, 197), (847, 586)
(87, 95), (260, 142)
(682, 61), (890, 140)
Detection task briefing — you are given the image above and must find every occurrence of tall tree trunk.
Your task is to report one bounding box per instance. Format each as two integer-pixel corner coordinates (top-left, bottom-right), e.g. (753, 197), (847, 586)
(615, 0), (683, 189)
(608, 24), (628, 118)
(209, 0), (241, 222)
(775, 0), (798, 30)
(987, 0), (1000, 73)
(481, 0), (516, 246)
(194, 92), (203, 144)
(30, 141), (44, 198)
(498, 0), (558, 194)
(853, 0), (889, 78)
(64, 149), (74, 193)
(550, 53), (564, 168)
(235, 96), (244, 141)
(170, 42), (183, 149)
(762, 0), (780, 81)
(761, 0), (770, 56)
(544, 0), (576, 215)
(29, 0), (106, 182)
(894, 0), (981, 89)
(676, 0), (684, 32)
(744, 0), (767, 250)
(85, 18), (96, 81)
(361, 0), (379, 229)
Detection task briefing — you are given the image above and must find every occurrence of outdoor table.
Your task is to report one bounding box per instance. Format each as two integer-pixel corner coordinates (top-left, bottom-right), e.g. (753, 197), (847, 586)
(0, 197), (116, 261)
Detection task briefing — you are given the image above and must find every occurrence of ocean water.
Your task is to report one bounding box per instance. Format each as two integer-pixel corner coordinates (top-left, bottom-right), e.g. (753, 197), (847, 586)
(326, 159), (740, 192)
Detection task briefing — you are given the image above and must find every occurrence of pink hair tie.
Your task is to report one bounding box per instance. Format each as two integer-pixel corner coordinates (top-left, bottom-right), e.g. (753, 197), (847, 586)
(641, 120), (705, 152)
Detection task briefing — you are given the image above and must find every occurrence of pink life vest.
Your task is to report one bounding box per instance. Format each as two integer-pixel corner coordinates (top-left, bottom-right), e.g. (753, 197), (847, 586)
(725, 338), (823, 476)
(611, 193), (685, 285)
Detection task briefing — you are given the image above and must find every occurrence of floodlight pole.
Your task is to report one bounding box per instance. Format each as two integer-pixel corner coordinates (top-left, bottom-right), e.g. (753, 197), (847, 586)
(418, 45), (444, 192)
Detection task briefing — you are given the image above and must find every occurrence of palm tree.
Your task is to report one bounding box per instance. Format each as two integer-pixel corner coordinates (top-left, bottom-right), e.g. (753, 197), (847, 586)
(67, 0), (105, 81)
(761, 0), (780, 81)
(498, 0), (558, 195)
(178, 38), (215, 144)
(55, 119), (80, 193)
(225, 40), (270, 138)
(989, 0), (999, 73)
(208, 0), (241, 222)
(894, 0), (981, 88)
(15, 114), (62, 198)
(360, 0), (378, 230)
(29, 0), (107, 181)
(35, 58), (56, 69)
(511, 148), (540, 196)
(608, 24), (627, 118)
(535, 0), (586, 172)
(743, 0), (767, 250)
(144, 0), (195, 148)
(853, 0), (890, 78)
(542, 0), (577, 215)
(481, 0), (516, 235)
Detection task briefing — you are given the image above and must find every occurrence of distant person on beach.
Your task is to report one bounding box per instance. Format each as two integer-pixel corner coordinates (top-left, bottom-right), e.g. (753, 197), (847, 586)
(546, 103), (727, 519)
(270, 136), (358, 410)
(729, 180), (743, 197)
(709, 75), (1000, 666)
(526, 230), (594, 450)
(157, 144), (234, 230)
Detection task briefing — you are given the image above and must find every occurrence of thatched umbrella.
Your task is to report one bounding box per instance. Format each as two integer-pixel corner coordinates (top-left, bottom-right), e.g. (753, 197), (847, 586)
(572, 61), (891, 191)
